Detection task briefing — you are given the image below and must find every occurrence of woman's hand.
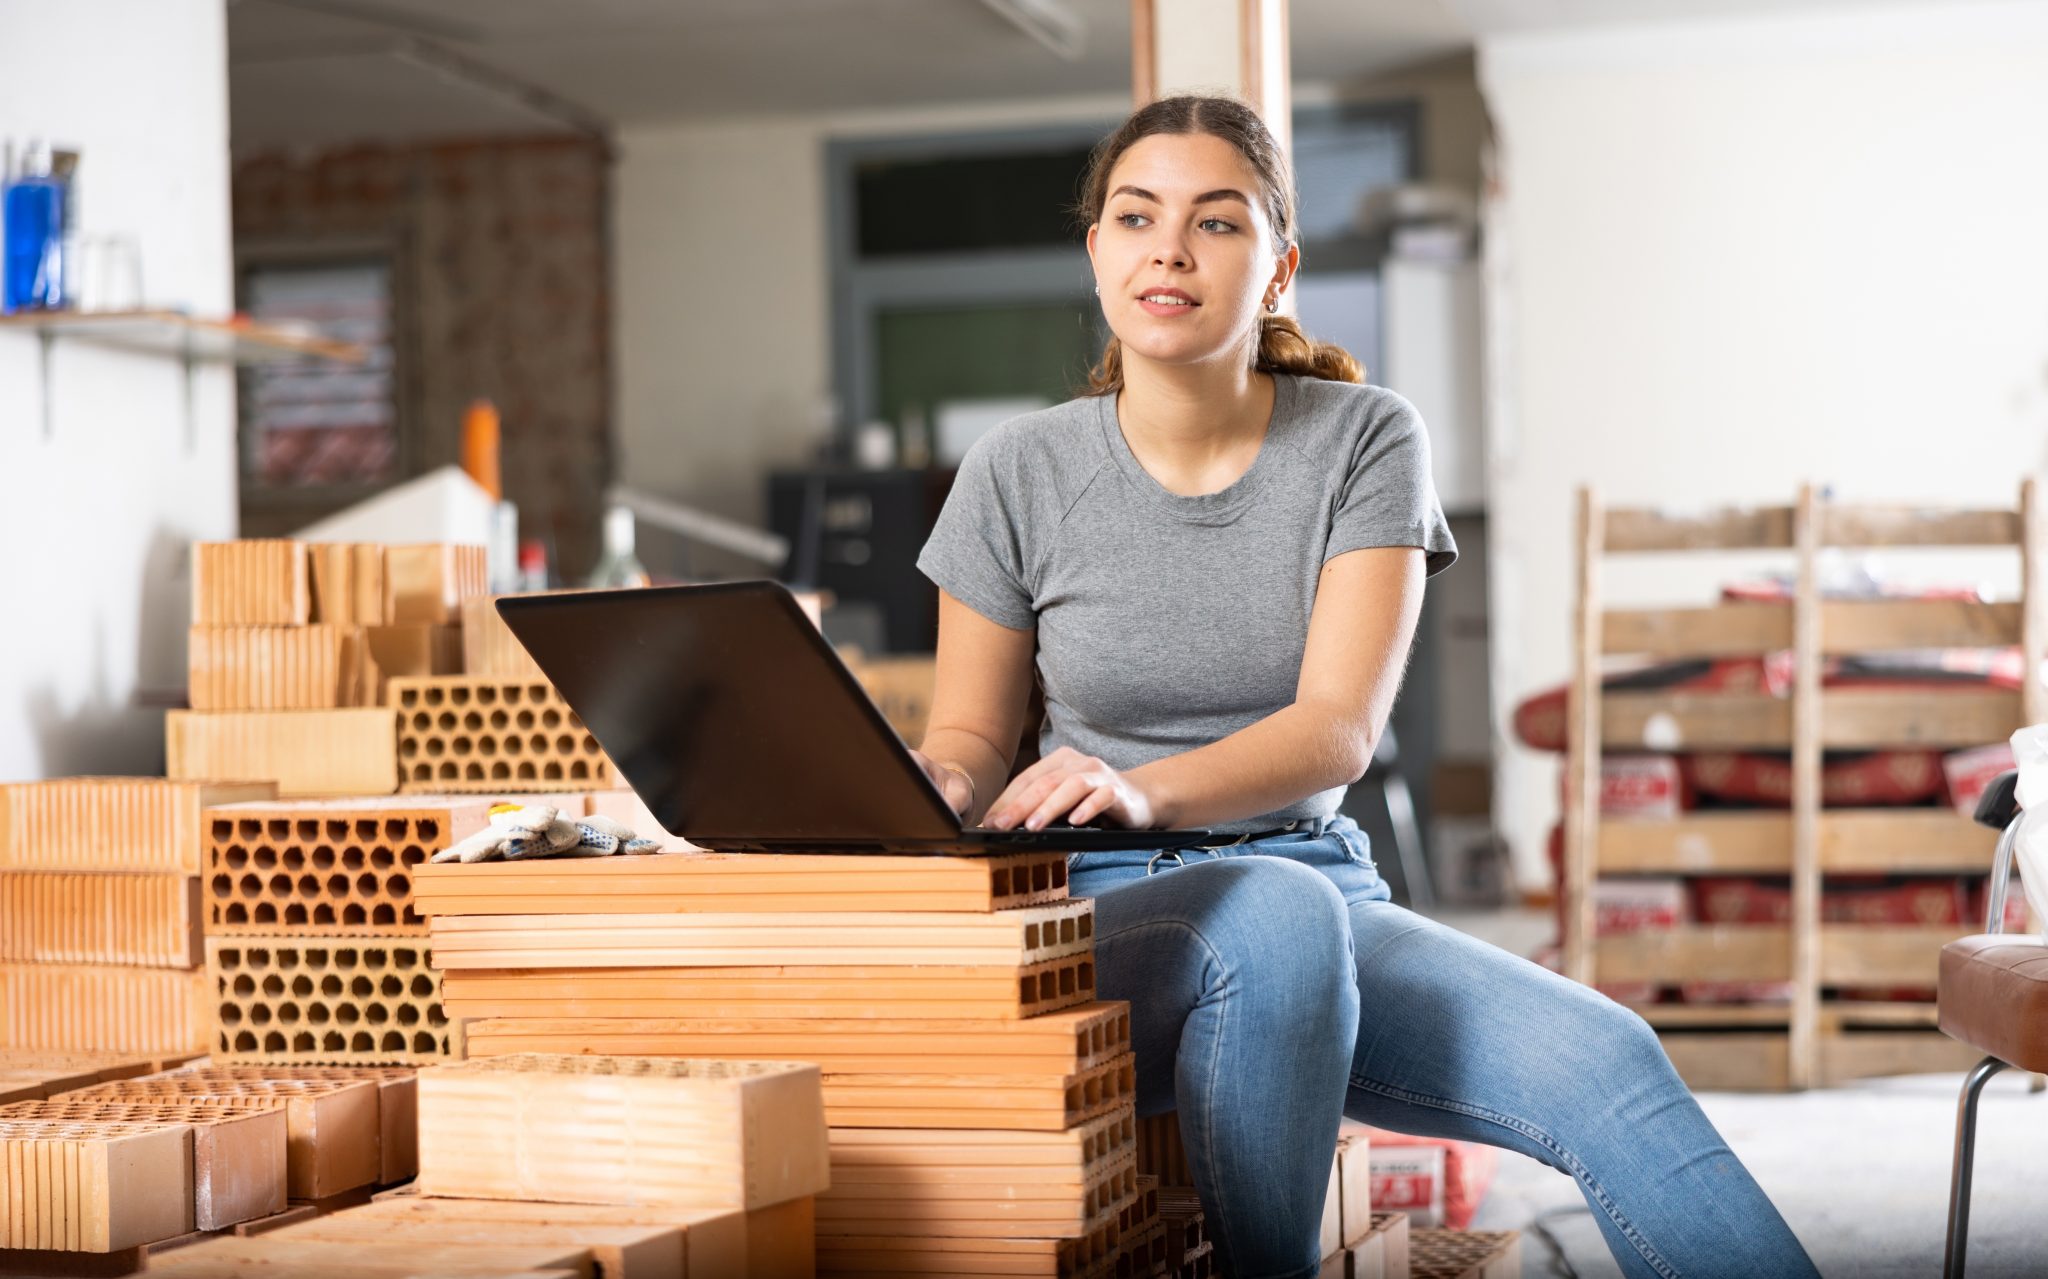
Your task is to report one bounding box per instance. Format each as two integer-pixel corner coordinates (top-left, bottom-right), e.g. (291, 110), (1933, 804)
(984, 746), (1156, 831)
(907, 748), (975, 818)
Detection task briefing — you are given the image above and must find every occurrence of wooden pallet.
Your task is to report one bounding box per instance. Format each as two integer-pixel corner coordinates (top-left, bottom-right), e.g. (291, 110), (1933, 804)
(0, 779), (275, 874)
(205, 936), (451, 1065)
(440, 955), (1098, 1022)
(462, 1001), (1130, 1074)
(412, 849), (1073, 915)
(425, 899), (1096, 969)
(1563, 482), (2046, 1089)
(0, 1100), (288, 1231)
(415, 1053), (828, 1212)
(204, 798), (492, 934)
(0, 872), (200, 967)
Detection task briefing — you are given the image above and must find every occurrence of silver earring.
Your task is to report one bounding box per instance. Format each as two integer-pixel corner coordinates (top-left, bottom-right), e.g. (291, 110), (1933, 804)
(1265, 297), (1278, 313)
(1093, 284), (1100, 296)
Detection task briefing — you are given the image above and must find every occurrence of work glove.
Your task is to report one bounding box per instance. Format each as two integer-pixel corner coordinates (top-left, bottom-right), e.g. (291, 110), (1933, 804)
(431, 804), (664, 863)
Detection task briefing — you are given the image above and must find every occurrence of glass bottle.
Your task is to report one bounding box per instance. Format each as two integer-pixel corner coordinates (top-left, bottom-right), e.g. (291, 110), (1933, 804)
(586, 505), (650, 589)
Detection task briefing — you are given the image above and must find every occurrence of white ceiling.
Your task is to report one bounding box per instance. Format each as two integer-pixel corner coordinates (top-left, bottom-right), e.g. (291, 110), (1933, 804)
(224, 0), (1933, 149)
(225, 0), (1475, 148)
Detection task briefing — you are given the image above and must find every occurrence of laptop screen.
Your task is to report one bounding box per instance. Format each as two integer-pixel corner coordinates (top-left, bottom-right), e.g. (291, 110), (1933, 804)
(496, 582), (961, 844)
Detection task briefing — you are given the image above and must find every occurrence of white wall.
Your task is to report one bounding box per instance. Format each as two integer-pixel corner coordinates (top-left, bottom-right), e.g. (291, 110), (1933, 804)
(1479, 0), (2048, 887)
(0, 0), (238, 778)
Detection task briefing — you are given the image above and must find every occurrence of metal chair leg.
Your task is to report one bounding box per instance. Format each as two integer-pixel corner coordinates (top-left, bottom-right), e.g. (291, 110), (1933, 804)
(1945, 1055), (2010, 1278)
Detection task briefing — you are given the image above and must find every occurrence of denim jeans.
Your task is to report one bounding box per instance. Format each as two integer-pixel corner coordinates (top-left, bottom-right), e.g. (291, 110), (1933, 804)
(1069, 815), (1818, 1279)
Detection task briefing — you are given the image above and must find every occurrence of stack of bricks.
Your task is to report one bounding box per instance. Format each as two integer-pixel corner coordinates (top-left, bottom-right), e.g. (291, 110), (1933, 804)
(415, 849), (1157, 1278)
(169, 539), (478, 798)
(0, 1059), (418, 1269)
(1135, 1114), (1422, 1278)
(139, 1051), (826, 1278)
(1, 778), (273, 1058)
(200, 795), (497, 1067)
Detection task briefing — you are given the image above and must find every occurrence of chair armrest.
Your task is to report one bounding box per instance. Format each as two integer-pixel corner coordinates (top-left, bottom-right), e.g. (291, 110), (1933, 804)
(1974, 769), (2021, 831)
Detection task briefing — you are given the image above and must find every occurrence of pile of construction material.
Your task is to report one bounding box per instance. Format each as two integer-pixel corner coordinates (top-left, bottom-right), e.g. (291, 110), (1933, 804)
(1, 778), (273, 1056)
(416, 848), (1151, 1278)
(143, 1051), (824, 1278)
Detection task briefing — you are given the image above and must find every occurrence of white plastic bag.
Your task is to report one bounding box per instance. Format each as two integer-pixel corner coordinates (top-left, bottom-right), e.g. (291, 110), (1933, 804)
(2005, 725), (2048, 941)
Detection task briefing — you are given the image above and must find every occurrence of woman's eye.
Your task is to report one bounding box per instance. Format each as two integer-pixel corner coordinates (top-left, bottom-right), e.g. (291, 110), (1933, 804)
(1116, 212), (1147, 228)
(1200, 218), (1237, 233)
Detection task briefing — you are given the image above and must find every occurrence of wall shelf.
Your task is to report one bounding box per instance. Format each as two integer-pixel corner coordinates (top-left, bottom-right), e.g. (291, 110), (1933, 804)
(0, 309), (368, 446)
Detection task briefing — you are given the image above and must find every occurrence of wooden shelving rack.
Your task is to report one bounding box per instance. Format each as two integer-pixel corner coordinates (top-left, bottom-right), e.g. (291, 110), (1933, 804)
(1562, 481), (2045, 1090)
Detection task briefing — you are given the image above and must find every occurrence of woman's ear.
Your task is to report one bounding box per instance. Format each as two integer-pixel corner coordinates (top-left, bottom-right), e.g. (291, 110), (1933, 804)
(1269, 239), (1300, 300)
(1085, 223), (1099, 269)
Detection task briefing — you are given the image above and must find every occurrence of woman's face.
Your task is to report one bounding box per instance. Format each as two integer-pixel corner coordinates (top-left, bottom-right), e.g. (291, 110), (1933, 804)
(1086, 130), (1295, 374)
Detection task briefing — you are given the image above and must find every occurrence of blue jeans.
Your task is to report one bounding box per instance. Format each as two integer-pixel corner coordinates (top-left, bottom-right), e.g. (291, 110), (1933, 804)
(1070, 815), (1818, 1279)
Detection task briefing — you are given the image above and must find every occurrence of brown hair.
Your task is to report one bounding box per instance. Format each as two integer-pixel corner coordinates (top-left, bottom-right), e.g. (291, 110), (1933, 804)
(1075, 95), (1364, 395)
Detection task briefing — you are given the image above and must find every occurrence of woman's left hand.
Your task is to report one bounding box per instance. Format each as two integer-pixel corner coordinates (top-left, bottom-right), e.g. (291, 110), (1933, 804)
(984, 746), (1156, 831)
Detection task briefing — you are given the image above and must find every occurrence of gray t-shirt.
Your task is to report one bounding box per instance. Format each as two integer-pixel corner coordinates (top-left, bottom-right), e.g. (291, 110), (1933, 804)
(915, 373), (1458, 834)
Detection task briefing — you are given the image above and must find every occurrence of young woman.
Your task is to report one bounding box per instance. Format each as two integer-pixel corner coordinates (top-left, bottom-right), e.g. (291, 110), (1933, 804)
(908, 95), (1817, 1279)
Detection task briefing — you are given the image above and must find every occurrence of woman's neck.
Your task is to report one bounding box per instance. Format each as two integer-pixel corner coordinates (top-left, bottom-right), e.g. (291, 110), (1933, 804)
(1115, 351), (1275, 497)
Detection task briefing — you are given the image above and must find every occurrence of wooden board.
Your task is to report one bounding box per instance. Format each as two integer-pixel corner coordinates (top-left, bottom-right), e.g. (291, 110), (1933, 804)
(462, 1002), (1130, 1075)
(1601, 505), (1793, 551)
(1600, 689), (2022, 751)
(416, 1054), (828, 1212)
(1594, 924), (1962, 986)
(412, 850), (1071, 916)
(1604, 598), (2024, 658)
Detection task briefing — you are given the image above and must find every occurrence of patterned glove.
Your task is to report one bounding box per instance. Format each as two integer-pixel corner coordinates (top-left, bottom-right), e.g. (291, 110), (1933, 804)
(430, 804), (666, 863)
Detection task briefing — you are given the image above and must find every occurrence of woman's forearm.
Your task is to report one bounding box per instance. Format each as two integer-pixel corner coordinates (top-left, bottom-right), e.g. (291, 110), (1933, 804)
(1128, 700), (1372, 830)
(917, 725), (1013, 825)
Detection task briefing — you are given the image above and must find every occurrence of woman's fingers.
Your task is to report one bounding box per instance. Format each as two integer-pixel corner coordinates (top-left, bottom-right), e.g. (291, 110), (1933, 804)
(1021, 774), (1101, 831)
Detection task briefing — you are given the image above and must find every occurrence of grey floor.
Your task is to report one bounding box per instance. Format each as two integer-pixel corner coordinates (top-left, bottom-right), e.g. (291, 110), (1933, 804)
(1429, 907), (2047, 1278)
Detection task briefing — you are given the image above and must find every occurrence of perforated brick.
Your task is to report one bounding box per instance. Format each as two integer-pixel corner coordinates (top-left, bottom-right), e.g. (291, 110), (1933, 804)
(204, 799), (491, 934)
(0, 778), (276, 873)
(0, 1100), (289, 1231)
(188, 624), (375, 711)
(1410, 1228), (1521, 1279)
(167, 708), (401, 798)
(0, 1118), (194, 1250)
(820, 1051), (1137, 1132)
(392, 676), (613, 793)
(1137, 1113), (1193, 1187)
(206, 937), (451, 1064)
(1, 964), (208, 1055)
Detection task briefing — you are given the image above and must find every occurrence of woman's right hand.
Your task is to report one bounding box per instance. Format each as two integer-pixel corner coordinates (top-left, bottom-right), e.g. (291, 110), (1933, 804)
(908, 748), (975, 818)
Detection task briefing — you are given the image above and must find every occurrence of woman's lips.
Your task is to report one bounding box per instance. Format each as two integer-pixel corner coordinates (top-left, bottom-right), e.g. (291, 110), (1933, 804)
(1136, 295), (1199, 317)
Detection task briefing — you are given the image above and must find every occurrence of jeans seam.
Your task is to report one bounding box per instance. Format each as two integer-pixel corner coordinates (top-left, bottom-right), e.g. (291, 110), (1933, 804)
(1346, 1074), (1682, 1279)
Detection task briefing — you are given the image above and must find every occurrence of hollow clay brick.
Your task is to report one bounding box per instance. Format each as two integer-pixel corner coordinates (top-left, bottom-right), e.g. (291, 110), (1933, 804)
(192, 541), (310, 627)
(384, 544), (486, 626)
(203, 798), (492, 935)
(817, 1052), (1135, 1132)
(187, 625), (374, 712)
(166, 709), (399, 798)
(425, 899), (1096, 970)
(439, 955), (1097, 1022)
(362, 624), (462, 681)
(144, 1234), (595, 1277)
(0, 1100), (287, 1231)
(0, 872), (200, 967)
(412, 848), (1071, 916)
(816, 1215), (1121, 1279)
(392, 677), (613, 793)
(461, 1001), (1129, 1075)
(306, 543), (387, 627)
(0, 779), (276, 874)
(1409, 1227), (1520, 1279)
(205, 937), (452, 1065)
(0, 964), (208, 1056)
(460, 593), (547, 679)
(0, 1118), (194, 1251)
(1136, 1114), (1193, 1188)
(416, 1053), (828, 1212)
(61, 1076), (382, 1200)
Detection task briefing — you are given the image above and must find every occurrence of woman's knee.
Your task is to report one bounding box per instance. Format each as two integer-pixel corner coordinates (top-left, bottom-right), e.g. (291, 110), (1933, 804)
(1190, 856), (1356, 996)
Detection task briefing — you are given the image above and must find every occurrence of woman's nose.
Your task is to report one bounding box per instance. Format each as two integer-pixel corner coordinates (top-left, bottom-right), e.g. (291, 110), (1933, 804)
(1150, 233), (1190, 269)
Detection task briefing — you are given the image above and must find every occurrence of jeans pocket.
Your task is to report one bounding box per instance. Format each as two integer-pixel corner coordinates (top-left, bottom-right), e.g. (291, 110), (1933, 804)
(1330, 821), (1376, 868)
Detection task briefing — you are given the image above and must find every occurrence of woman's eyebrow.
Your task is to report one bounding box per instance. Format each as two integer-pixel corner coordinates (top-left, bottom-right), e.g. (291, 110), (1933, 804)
(1109, 184), (1250, 207)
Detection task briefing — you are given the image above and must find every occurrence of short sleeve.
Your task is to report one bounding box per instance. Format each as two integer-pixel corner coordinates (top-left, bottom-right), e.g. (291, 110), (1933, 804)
(917, 436), (1038, 630)
(1325, 393), (1459, 578)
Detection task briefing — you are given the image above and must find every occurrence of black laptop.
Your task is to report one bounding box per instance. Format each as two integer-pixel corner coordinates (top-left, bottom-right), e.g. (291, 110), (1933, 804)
(495, 581), (1213, 854)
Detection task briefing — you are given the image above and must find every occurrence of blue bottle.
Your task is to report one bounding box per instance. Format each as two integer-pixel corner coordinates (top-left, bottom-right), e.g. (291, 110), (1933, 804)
(3, 174), (66, 313)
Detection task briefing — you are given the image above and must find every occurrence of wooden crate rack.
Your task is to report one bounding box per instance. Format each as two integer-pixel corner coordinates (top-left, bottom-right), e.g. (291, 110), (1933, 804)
(1562, 481), (2045, 1090)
